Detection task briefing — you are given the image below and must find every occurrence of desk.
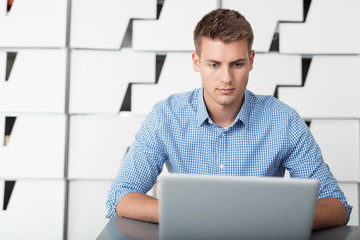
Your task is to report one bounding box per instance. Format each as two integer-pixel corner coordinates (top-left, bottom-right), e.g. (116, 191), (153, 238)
(97, 217), (360, 240)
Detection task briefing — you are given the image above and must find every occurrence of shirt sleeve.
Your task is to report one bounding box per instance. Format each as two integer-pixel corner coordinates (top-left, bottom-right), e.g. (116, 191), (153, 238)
(106, 105), (167, 218)
(282, 110), (352, 222)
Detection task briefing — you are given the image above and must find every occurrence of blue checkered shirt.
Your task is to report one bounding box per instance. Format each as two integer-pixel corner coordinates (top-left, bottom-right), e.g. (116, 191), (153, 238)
(106, 88), (352, 220)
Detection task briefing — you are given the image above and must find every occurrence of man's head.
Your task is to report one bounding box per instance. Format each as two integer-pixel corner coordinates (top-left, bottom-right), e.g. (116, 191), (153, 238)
(194, 9), (254, 55)
(192, 9), (255, 120)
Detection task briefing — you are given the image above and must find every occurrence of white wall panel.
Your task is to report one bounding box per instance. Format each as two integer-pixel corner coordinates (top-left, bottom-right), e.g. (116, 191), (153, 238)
(0, 180), (65, 239)
(0, 49), (67, 113)
(67, 180), (111, 240)
(70, 0), (156, 49)
(223, 0), (303, 52)
(0, 115), (66, 179)
(0, 0), (6, 16)
(69, 49), (155, 114)
(67, 179), (157, 240)
(280, 0), (360, 54)
(278, 56), (360, 119)
(68, 114), (145, 179)
(132, 0), (217, 51)
(132, 52), (201, 115)
(310, 120), (360, 182)
(0, 51), (5, 81)
(0, 0), (67, 48)
(247, 53), (301, 95)
(339, 183), (359, 226)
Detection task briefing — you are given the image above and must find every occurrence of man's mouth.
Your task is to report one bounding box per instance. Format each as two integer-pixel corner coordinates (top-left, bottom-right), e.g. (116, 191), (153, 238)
(217, 88), (234, 94)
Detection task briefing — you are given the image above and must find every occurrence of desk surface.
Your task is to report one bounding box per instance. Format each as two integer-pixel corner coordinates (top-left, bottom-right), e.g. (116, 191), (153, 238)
(97, 217), (360, 240)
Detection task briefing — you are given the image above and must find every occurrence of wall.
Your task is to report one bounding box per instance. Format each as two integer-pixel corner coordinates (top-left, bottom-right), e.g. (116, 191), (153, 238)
(0, 0), (359, 239)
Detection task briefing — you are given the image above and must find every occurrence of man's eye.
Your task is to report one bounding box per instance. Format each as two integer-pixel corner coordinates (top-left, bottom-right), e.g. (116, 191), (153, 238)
(233, 63), (244, 68)
(209, 63), (218, 68)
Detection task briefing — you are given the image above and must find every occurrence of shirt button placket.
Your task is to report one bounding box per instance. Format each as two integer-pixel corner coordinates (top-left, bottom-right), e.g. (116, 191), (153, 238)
(219, 130), (226, 173)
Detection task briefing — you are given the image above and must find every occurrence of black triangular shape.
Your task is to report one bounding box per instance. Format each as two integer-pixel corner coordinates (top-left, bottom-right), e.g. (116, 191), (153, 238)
(303, 0), (312, 22)
(157, 0), (165, 19)
(305, 121), (311, 127)
(121, 20), (133, 48)
(269, 32), (279, 52)
(6, 52), (17, 81)
(5, 117), (16, 136)
(302, 58), (312, 86)
(120, 84), (132, 112)
(156, 55), (166, 84)
(3, 181), (16, 210)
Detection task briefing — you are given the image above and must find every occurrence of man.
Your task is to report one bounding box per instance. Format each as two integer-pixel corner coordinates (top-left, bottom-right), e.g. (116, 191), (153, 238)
(107, 9), (351, 230)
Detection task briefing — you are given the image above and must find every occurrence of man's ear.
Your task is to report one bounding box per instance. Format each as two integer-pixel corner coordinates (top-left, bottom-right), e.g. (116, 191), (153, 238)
(249, 50), (255, 71)
(192, 51), (200, 72)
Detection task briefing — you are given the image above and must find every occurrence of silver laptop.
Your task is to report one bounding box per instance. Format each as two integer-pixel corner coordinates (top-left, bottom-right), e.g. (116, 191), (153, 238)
(159, 174), (319, 240)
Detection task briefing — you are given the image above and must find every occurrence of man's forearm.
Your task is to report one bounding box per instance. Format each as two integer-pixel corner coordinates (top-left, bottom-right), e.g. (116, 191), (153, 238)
(312, 197), (348, 230)
(116, 192), (159, 223)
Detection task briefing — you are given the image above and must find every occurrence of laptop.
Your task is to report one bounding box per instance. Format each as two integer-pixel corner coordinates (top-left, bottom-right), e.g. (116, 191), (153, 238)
(159, 174), (319, 240)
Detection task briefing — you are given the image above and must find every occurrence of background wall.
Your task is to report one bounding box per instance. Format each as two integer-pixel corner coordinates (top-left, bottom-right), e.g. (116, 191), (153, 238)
(0, 0), (359, 239)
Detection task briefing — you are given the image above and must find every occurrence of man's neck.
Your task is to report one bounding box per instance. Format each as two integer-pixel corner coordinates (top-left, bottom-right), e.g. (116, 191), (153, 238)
(206, 101), (243, 128)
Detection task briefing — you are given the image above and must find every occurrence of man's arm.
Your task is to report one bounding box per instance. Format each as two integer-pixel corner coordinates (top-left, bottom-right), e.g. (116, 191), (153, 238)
(116, 192), (159, 223)
(312, 197), (348, 230)
(282, 110), (352, 229)
(106, 103), (167, 219)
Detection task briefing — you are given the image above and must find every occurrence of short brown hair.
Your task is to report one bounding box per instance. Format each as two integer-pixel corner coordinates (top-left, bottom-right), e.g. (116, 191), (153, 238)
(194, 9), (254, 54)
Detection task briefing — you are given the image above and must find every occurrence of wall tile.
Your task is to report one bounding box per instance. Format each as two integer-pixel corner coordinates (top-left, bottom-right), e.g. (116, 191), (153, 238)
(0, 115), (66, 179)
(311, 120), (360, 182)
(70, 0), (156, 49)
(0, 180), (65, 239)
(278, 56), (360, 118)
(0, 50), (67, 113)
(280, 0), (360, 54)
(0, 0), (67, 47)
(68, 114), (145, 179)
(69, 49), (155, 114)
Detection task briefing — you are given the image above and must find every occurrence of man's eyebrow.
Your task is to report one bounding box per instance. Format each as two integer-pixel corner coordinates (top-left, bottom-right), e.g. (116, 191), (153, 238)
(205, 59), (220, 63)
(230, 58), (248, 63)
(205, 58), (248, 63)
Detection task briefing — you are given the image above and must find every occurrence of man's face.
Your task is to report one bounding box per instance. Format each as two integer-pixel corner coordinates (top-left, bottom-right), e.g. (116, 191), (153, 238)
(192, 37), (254, 112)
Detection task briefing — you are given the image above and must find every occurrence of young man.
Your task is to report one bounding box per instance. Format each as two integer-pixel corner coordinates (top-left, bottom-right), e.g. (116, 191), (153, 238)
(106, 9), (351, 230)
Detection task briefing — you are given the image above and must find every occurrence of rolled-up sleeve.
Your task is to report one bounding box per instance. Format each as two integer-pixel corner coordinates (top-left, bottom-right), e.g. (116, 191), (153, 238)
(106, 105), (167, 218)
(283, 110), (352, 222)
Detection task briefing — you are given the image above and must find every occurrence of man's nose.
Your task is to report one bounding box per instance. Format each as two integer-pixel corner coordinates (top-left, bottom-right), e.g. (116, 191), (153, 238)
(221, 66), (232, 83)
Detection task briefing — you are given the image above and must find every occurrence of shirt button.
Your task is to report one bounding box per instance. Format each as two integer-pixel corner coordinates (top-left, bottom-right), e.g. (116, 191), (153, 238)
(219, 164), (224, 169)
(221, 132), (225, 137)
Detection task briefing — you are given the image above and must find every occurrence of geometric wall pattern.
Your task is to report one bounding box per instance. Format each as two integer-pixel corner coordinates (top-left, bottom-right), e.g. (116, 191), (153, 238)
(0, 0), (359, 239)
(69, 49), (155, 114)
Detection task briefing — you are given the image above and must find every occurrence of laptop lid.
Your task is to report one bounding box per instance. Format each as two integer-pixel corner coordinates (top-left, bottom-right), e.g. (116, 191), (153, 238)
(159, 174), (319, 240)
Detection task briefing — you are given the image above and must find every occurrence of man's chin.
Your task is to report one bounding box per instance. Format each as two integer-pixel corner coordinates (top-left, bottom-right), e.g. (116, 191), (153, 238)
(215, 96), (243, 108)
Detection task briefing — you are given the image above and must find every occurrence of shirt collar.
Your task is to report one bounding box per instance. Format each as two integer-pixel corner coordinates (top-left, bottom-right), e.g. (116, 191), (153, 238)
(235, 89), (251, 128)
(196, 88), (209, 127)
(196, 88), (251, 128)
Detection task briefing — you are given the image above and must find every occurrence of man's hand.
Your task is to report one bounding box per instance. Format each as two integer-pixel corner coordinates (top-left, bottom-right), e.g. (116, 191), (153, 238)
(116, 192), (159, 223)
(312, 197), (348, 230)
